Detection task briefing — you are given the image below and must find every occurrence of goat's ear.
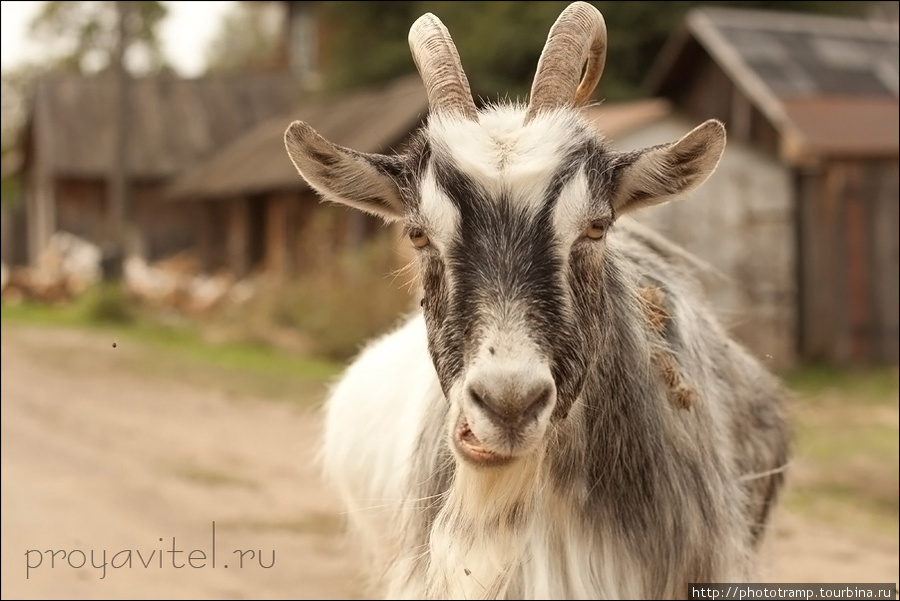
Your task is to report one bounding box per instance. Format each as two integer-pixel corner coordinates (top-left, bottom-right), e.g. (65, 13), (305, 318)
(611, 119), (725, 216)
(284, 121), (406, 222)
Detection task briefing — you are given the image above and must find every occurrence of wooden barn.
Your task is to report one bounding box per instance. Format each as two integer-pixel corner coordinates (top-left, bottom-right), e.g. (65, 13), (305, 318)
(591, 7), (898, 367)
(22, 74), (297, 265)
(166, 76), (427, 280)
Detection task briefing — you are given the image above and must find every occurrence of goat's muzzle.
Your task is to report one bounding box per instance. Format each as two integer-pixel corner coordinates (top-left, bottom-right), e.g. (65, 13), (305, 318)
(453, 359), (557, 466)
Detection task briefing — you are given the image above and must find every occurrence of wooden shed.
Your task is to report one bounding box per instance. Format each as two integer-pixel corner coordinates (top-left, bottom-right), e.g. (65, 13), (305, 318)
(619, 7), (897, 366)
(166, 76), (427, 280)
(590, 99), (798, 368)
(22, 74), (297, 265)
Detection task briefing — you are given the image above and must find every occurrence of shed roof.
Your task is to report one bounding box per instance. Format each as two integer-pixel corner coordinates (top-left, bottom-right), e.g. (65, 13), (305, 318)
(167, 76), (428, 201)
(648, 7), (899, 160)
(27, 73), (297, 179)
(584, 98), (672, 139)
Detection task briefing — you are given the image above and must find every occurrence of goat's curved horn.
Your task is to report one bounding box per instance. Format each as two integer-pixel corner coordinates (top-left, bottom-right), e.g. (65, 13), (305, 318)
(526, 2), (607, 122)
(409, 13), (477, 120)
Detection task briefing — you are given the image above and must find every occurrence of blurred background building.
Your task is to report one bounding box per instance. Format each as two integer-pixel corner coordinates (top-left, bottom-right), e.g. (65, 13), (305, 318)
(1, 1), (897, 367)
(602, 7), (899, 366)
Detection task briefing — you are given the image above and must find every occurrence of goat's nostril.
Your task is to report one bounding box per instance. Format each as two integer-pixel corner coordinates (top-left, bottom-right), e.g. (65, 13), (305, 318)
(523, 384), (553, 421)
(470, 388), (486, 410)
(468, 387), (499, 420)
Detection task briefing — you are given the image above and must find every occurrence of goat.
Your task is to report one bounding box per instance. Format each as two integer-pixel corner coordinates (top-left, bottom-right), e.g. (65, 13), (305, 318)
(284, 3), (789, 598)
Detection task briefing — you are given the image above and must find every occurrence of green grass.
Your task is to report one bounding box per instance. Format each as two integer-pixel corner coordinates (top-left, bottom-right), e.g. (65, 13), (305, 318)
(784, 485), (899, 536)
(2, 292), (341, 380)
(2, 292), (343, 403)
(786, 419), (899, 535)
(794, 419), (898, 465)
(783, 364), (899, 536)
(172, 464), (259, 489)
(1, 293), (95, 326)
(785, 364), (899, 404)
(216, 512), (344, 536)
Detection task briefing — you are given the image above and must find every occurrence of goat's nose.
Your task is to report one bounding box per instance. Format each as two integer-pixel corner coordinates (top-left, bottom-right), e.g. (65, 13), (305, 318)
(465, 368), (555, 432)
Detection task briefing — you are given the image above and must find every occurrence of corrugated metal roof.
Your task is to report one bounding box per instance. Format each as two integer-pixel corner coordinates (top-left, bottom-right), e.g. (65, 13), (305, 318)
(716, 19), (898, 97)
(28, 74), (297, 179)
(166, 75), (428, 201)
(648, 7), (899, 158)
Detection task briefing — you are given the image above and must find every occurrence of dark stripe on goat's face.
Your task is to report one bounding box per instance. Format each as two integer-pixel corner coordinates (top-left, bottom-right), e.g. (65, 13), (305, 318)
(417, 149), (597, 413)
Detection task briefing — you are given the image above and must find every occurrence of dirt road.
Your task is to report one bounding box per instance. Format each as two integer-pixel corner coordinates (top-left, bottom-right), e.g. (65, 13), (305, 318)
(1, 324), (897, 599)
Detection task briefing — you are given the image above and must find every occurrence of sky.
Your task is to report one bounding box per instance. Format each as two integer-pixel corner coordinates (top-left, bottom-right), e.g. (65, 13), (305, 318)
(0, 0), (235, 76)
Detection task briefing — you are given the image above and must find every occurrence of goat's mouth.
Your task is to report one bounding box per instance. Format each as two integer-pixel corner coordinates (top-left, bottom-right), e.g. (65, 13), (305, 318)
(453, 416), (514, 468)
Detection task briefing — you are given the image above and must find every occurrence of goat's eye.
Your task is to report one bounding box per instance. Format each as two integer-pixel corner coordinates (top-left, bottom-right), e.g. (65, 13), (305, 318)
(584, 219), (608, 240)
(409, 228), (430, 248)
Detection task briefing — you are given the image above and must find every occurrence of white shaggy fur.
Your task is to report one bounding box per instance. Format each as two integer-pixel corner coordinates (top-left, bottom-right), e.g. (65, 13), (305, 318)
(320, 316), (438, 566)
(418, 165), (461, 252)
(322, 314), (650, 598)
(427, 107), (589, 215)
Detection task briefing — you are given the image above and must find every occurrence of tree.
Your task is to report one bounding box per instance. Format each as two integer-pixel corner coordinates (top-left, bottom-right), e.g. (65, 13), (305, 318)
(205, 2), (286, 74)
(320, 0), (867, 100)
(27, 0), (169, 75)
(3, 0), (170, 162)
(0, 67), (32, 159)
(1, 67), (33, 206)
(18, 1), (169, 271)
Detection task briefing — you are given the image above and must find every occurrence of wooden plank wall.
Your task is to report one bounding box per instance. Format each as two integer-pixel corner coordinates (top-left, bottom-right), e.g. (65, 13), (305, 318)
(0, 202), (28, 266)
(798, 158), (899, 363)
(197, 200), (228, 273)
(226, 197), (249, 277)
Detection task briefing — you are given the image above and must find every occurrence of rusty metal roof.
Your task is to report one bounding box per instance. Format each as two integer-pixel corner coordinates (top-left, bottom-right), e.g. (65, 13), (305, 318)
(648, 7), (899, 159)
(166, 76), (427, 201)
(781, 95), (899, 157)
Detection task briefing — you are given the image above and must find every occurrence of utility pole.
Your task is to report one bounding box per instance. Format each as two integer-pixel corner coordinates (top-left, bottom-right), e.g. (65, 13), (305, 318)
(106, 0), (132, 279)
